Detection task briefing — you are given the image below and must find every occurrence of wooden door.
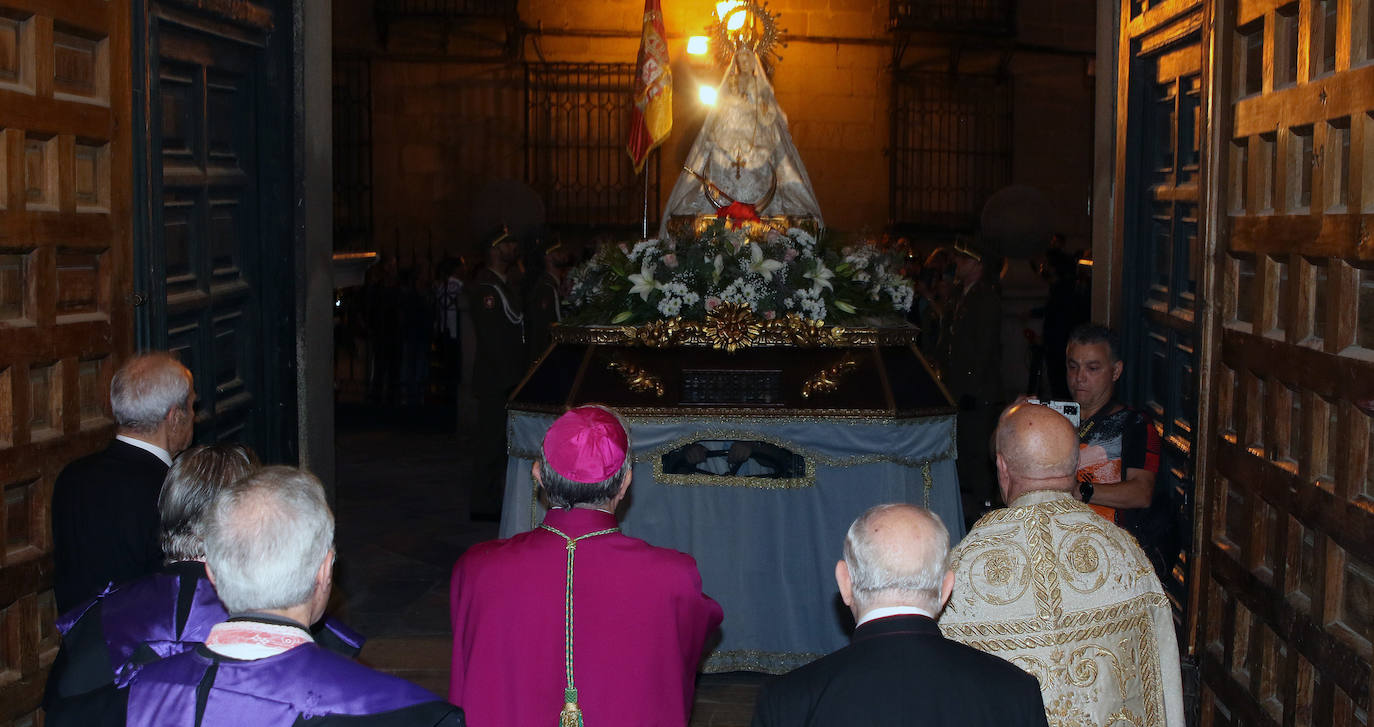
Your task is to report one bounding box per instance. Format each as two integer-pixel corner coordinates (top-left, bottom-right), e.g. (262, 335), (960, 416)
(0, 1), (133, 723)
(1195, 0), (1374, 723)
(1115, 0), (1208, 623)
(136, 0), (292, 462)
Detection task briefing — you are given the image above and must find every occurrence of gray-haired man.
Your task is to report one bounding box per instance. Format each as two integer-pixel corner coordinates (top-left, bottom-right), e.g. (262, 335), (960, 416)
(52, 352), (197, 611)
(127, 466), (464, 726)
(751, 503), (1047, 727)
(45, 444), (260, 725)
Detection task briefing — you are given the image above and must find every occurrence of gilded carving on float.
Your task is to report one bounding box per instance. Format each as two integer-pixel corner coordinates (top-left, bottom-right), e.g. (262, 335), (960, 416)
(606, 358), (666, 397)
(550, 311), (918, 351)
(666, 212), (817, 241)
(801, 354), (859, 398)
(700, 302), (764, 352)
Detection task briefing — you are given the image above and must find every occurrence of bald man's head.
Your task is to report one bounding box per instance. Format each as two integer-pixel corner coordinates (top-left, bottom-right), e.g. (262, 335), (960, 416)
(839, 504), (951, 615)
(994, 403), (1080, 501)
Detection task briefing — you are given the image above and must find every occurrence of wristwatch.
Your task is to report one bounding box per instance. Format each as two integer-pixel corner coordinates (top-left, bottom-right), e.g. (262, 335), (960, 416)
(1079, 480), (1094, 504)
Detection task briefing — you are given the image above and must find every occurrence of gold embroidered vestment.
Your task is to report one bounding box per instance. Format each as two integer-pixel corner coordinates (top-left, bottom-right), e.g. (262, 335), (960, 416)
(938, 490), (1185, 727)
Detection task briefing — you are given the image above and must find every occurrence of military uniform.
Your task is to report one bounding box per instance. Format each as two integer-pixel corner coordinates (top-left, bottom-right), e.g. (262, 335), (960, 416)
(468, 267), (527, 517)
(937, 278), (1002, 522)
(524, 271), (561, 362)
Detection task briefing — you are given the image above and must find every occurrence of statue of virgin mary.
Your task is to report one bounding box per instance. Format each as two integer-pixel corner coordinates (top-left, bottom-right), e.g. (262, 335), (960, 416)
(659, 46), (823, 237)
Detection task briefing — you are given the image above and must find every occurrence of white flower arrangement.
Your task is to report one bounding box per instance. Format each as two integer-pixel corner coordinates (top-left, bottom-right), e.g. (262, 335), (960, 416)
(627, 239), (661, 263)
(563, 220), (913, 326)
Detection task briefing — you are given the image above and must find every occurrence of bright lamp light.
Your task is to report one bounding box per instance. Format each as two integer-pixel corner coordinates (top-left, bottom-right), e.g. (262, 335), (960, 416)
(698, 85), (718, 105)
(715, 1), (747, 31)
(686, 36), (709, 55)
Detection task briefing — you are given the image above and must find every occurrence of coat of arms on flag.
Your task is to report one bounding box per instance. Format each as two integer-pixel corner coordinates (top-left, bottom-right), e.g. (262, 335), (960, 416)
(628, 0), (672, 173)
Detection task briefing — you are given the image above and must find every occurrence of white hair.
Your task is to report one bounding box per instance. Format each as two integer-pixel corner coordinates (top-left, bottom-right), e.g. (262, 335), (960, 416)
(843, 504), (950, 613)
(204, 466), (334, 614)
(112, 353), (192, 432)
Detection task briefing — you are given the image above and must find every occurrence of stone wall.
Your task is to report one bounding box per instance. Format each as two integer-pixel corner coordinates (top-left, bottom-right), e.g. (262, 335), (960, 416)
(368, 61), (524, 257)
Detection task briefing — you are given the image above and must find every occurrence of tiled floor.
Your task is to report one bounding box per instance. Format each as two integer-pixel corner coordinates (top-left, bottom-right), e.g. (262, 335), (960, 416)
(332, 402), (765, 725)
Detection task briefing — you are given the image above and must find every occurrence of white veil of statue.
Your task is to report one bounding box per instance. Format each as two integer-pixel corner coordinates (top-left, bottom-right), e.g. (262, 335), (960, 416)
(658, 46), (823, 237)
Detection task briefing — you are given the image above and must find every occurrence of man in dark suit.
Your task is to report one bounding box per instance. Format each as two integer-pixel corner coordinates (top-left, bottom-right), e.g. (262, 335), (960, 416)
(52, 352), (196, 613)
(750, 503), (1048, 727)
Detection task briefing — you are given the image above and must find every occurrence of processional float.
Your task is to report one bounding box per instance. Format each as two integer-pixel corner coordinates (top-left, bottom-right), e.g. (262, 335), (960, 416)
(503, 1), (959, 673)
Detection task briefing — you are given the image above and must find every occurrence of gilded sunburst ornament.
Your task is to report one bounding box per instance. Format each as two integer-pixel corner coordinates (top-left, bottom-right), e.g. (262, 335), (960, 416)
(704, 302), (764, 352)
(708, 0), (786, 74)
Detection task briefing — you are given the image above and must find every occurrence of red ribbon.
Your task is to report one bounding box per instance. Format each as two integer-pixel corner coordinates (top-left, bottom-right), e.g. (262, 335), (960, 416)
(716, 202), (759, 227)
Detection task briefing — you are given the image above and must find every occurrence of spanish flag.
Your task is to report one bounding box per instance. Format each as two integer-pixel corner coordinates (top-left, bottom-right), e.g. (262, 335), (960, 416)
(628, 0), (671, 173)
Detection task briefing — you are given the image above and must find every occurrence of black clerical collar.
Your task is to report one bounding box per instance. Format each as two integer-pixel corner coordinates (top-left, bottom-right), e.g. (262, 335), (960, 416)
(163, 560), (208, 578)
(227, 613), (311, 633)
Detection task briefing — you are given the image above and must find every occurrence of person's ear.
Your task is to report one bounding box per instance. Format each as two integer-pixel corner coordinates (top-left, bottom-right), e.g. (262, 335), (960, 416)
(1111, 360), (1123, 382)
(995, 453), (1012, 503)
(205, 562), (217, 589)
(939, 570), (955, 610)
(616, 468), (632, 499)
(835, 560), (853, 608)
(308, 548), (336, 623)
(317, 548), (335, 588)
(532, 460), (544, 487)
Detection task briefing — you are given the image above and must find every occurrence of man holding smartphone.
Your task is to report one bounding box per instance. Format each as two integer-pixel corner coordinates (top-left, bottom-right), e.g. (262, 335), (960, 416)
(1065, 323), (1173, 582)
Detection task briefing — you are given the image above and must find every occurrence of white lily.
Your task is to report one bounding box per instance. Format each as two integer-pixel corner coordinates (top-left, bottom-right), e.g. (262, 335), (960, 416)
(628, 260), (659, 301)
(804, 260), (835, 294)
(712, 254), (725, 283)
(726, 229), (748, 253)
(747, 243), (784, 281)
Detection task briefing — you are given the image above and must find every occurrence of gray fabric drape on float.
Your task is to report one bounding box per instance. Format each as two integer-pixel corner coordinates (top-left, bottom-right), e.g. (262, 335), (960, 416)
(499, 410), (964, 674)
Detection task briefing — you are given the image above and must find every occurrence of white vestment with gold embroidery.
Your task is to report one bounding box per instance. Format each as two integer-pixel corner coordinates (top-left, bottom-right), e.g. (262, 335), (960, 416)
(938, 490), (1185, 727)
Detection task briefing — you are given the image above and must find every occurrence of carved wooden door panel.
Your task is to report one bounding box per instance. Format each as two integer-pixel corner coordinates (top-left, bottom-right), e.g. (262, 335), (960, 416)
(1197, 0), (1374, 723)
(1129, 34), (1204, 618)
(0, 1), (133, 723)
(138, 1), (289, 461)
(1116, 0), (1207, 626)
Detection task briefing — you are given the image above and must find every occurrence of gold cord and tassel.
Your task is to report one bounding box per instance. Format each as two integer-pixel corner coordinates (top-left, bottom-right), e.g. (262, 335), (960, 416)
(540, 523), (620, 727)
(559, 687), (583, 727)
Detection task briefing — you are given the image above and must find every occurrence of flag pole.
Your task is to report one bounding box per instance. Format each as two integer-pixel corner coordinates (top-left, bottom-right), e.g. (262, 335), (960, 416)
(642, 152), (650, 240)
(629, 0), (669, 241)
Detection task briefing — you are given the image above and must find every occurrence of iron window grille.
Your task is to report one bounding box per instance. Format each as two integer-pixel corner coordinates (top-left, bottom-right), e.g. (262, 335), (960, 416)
(375, 0), (516, 19)
(890, 0), (1015, 35)
(525, 62), (661, 232)
(889, 71), (1012, 232)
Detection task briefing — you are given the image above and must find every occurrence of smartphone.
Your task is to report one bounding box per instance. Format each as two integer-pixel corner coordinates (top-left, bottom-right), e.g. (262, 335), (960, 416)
(1026, 398), (1081, 428)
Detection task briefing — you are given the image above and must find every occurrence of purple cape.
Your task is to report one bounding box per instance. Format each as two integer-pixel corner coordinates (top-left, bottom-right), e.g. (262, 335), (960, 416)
(102, 564), (225, 686)
(127, 641), (454, 726)
(51, 563), (366, 694)
(50, 562), (228, 693)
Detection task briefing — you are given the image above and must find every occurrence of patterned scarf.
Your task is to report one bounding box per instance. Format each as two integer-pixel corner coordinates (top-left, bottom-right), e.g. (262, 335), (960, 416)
(204, 618), (313, 660)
